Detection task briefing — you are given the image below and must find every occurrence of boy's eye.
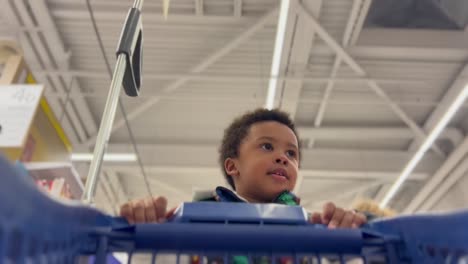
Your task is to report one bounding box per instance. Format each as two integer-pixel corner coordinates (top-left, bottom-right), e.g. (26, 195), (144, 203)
(261, 143), (273, 151)
(286, 150), (296, 158)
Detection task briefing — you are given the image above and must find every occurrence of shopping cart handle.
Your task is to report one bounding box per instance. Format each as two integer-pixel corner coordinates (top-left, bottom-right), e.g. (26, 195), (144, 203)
(133, 221), (365, 254)
(170, 202), (310, 225)
(105, 203), (367, 254)
(102, 221), (369, 258)
(109, 202), (315, 228)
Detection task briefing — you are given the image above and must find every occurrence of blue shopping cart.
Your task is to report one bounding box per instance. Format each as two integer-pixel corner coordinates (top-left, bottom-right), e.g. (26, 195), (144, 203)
(1, 155), (467, 264)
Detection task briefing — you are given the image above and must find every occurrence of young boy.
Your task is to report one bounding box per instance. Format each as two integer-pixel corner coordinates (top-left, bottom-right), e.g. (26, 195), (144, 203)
(120, 108), (367, 228)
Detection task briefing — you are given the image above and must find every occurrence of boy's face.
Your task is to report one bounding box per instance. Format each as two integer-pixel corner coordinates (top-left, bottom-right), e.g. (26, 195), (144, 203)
(225, 121), (299, 202)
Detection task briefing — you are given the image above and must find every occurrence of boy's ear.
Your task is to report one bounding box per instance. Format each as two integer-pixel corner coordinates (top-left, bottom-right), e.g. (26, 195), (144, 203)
(224, 158), (239, 177)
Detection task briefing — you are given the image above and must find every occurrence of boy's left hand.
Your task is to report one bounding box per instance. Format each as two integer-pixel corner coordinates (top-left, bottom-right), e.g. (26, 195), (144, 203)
(310, 202), (367, 229)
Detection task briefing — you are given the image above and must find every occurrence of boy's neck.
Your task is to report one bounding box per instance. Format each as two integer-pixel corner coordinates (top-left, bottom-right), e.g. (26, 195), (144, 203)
(235, 190), (272, 203)
(243, 195), (268, 203)
(221, 187), (299, 205)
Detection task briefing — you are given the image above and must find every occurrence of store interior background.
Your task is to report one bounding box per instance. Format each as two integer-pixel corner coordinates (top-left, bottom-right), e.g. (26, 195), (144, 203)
(1, 0), (468, 217)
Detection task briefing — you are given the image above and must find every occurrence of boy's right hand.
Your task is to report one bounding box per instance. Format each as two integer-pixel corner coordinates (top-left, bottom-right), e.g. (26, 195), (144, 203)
(119, 196), (176, 224)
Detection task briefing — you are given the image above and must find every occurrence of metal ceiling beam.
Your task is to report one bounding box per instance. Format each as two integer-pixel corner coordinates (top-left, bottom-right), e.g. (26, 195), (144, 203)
(310, 44), (468, 62)
(52, 9), (259, 24)
(408, 65), (468, 153)
(109, 165), (429, 182)
(358, 28), (468, 51)
(79, 126), (464, 148)
(83, 6), (279, 147)
(299, 2), (446, 157)
(417, 155), (468, 212)
(314, 0), (362, 128)
(349, 0), (372, 45)
(195, 0), (204, 16)
(280, 0), (322, 118)
(48, 92), (465, 111)
(95, 143), (444, 174)
(297, 126), (462, 147)
(234, 0), (242, 17)
(403, 65), (468, 213)
(403, 136), (468, 213)
(35, 70), (426, 85)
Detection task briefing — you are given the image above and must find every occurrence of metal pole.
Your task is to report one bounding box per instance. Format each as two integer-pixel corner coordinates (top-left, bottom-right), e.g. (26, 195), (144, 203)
(133, 0), (144, 10)
(82, 54), (127, 204)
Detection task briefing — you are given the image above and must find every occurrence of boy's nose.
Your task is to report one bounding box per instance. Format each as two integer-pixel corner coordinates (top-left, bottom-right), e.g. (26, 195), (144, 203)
(275, 156), (288, 165)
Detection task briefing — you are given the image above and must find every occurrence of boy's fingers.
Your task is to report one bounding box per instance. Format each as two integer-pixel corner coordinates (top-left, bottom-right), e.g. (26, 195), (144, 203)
(328, 207), (344, 229)
(339, 211), (355, 228)
(153, 196), (168, 223)
(120, 203), (135, 224)
(144, 197), (157, 222)
(353, 212), (367, 227)
(133, 200), (146, 223)
(310, 212), (322, 224)
(322, 202), (336, 225)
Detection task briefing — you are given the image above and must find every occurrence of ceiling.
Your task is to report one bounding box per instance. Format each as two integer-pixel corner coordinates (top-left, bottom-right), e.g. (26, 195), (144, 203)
(2, 0), (468, 216)
(366, 0), (468, 29)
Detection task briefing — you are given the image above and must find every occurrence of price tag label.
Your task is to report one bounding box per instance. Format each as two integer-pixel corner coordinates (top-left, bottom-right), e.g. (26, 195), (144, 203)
(0, 85), (44, 147)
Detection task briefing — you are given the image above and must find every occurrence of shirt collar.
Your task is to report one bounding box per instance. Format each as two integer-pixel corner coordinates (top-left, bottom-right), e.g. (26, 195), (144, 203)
(215, 186), (300, 206)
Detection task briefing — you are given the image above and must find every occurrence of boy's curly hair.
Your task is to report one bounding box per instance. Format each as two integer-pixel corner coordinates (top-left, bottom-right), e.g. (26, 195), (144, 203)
(219, 108), (301, 190)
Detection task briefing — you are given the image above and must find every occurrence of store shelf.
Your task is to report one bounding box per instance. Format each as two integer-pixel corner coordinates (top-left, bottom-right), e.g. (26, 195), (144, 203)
(23, 161), (84, 200)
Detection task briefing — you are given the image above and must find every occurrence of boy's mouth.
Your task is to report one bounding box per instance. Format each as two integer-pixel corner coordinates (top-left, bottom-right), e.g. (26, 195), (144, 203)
(267, 168), (289, 180)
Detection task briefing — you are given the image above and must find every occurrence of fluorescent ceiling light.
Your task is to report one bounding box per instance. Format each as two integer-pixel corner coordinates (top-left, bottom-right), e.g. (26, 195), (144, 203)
(380, 84), (468, 208)
(71, 153), (137, 162)
(265, 0), (290, 110)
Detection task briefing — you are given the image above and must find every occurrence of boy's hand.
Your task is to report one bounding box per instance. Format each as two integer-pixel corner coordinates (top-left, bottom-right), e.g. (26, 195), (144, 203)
(119, 196), (176, 224)
(310, 202), (367, 229)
